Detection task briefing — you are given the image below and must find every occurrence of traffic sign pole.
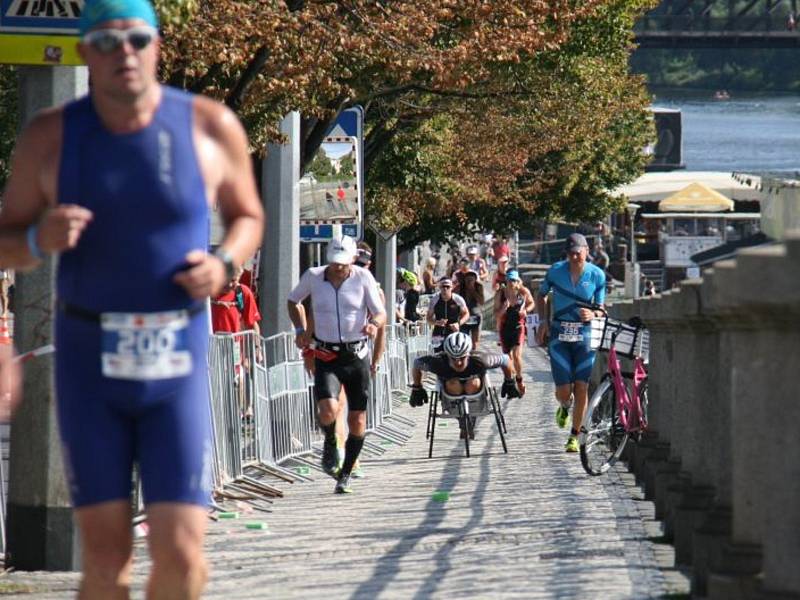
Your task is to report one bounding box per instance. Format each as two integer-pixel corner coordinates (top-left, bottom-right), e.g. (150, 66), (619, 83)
(260, 112), (301, 337)
(6, 64), (87, 572)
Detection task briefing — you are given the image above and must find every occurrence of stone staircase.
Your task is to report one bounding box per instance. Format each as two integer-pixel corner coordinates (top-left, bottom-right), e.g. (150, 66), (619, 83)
(639, 260), (664, 291)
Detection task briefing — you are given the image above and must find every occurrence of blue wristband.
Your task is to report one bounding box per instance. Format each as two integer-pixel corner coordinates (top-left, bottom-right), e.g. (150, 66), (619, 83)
(294, 326), (305, 335)
(26, 223), (44, 259)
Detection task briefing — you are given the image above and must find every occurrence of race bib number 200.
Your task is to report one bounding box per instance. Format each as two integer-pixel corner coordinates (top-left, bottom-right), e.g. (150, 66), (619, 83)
(101, 310), (193, 380)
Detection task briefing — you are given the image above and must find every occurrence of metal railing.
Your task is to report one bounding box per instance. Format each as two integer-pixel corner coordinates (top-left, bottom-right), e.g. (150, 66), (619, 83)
(206, 324), (429, 496)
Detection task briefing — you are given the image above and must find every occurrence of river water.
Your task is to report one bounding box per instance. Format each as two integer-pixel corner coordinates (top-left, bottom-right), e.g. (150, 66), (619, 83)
(651, 92), (800, 173)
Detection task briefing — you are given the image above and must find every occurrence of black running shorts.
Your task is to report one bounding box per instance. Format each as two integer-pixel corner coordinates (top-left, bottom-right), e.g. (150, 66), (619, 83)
(314, 352), (371, 411)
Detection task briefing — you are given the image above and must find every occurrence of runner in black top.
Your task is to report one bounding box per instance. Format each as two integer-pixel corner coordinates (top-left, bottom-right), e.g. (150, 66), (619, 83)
(459, 270), (484, 347)
(426, 278), (468, 350)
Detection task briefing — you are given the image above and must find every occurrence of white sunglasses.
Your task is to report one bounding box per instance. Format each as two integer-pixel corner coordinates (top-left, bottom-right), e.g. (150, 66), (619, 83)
(83, 25), (158, 55)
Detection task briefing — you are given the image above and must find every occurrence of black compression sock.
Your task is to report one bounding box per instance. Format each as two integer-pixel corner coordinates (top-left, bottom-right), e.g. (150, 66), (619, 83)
(322, 422), (337, 445)
(341, 434), (365, 475)
(570, 427), (579, 437)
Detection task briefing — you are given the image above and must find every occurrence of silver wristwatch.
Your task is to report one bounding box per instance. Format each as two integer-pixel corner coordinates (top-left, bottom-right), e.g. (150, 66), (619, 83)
(214, 248), (237, 280)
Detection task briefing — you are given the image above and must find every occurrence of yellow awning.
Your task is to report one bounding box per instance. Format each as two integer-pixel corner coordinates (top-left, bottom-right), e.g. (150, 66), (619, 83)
(658, 182), (734, 212)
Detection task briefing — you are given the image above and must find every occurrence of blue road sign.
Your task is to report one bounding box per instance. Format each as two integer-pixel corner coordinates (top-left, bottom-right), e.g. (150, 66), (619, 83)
(299, 224), (333, 243)
(325, 107), (361, 139)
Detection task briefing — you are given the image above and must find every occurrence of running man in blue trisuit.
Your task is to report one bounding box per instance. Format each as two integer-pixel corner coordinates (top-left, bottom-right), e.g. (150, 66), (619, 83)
(0, 1), (264, 598)
(536, 233), (606, 453)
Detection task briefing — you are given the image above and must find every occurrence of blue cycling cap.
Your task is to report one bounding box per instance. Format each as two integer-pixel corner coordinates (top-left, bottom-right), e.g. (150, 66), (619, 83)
(79, 0), (159, 36)
(506, 269), (521, 282)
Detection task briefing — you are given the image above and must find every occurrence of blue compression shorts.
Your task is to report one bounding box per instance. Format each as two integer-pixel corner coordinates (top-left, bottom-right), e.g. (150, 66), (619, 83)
(55, 310), (212, 508)
(547, 322), (596, 386)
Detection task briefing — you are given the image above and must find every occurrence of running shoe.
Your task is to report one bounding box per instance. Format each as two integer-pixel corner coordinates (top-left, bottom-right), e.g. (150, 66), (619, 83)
(335, 473), (354, 494)
(322, 437), (339, 477)
(336, 445), (345, 471)
(565, 435), (579, 453)
(351, 462), (365, 479)
(555, 405), (570, 429)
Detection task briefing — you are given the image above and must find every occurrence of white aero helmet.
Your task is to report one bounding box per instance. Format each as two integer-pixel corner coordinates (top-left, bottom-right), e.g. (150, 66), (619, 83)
(443, 332), (472, 359)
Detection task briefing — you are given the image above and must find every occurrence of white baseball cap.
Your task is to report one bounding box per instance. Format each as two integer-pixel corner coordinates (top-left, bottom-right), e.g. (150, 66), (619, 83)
(326, 235), (358, 264)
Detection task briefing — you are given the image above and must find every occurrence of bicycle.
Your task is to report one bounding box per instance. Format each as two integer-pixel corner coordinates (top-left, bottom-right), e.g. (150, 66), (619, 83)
(578, 306), (650, 476)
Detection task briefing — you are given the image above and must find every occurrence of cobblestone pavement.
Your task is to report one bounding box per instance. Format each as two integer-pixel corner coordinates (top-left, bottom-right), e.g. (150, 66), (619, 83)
(0, 341), (689, 599)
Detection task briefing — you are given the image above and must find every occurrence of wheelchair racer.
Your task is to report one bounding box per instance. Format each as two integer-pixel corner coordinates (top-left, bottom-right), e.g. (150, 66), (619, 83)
(536, 233), (606, 453)
(409, 332), (521, 407)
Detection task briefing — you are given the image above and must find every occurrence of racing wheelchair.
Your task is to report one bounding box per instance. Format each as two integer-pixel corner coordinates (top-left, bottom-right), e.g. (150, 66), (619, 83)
(425, 374), (508, 458)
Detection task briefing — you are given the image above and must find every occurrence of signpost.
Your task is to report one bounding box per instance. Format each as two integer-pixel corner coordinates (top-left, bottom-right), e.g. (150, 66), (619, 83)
(299, 106), (364, 242)
(0, 0), (83, 66)
(2, 0), (86, 571)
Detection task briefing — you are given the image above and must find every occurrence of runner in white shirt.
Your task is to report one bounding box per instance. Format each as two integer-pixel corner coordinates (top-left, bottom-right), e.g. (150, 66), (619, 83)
(466, 245), (489, 281)
(287, 235), (386, 494)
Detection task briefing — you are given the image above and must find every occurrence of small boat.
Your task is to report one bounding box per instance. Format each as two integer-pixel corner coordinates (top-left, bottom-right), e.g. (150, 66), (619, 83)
(713, 90), (731, 101)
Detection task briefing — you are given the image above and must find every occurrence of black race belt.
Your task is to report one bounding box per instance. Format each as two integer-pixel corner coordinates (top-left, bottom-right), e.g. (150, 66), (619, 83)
(313, 338), (367, 353)
(58, 300), (206, 323)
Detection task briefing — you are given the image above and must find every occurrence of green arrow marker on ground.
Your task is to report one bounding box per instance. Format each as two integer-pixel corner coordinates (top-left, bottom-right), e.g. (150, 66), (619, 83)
(432, 491), (450, 503)
(218, 512), (239, 519)
(245, 522), (268, 530)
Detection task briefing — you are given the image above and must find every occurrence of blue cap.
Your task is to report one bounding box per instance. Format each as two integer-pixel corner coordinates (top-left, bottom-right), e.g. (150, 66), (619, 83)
(79, 0), (159, 36)
(506, 269), (521, 282)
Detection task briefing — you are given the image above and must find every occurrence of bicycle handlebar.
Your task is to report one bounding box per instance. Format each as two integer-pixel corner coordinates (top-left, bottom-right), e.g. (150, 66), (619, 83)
(574, 300), (607, 317)
(574, 301), (646, 330)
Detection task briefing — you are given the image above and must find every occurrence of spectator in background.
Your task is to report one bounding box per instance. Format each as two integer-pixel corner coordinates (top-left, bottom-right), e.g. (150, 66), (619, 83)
(446, 247), (461, 277)
(211, 266), (262, 421)
(644, 280), (657, 296)
(591, 241), (610, 272)
(211, 266), (261, 335)
(482, 233), (495, 267)
(238, 253), (259, 304)
(421, 257), (437, 294)
(397, 269), (421, 323)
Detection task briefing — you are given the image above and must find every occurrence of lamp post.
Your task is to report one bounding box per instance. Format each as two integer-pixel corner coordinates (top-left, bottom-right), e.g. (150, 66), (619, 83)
(627, 203), (641, 298)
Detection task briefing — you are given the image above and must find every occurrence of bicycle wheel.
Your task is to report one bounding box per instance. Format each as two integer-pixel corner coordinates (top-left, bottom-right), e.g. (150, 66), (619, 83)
(579, 376), (629, 476)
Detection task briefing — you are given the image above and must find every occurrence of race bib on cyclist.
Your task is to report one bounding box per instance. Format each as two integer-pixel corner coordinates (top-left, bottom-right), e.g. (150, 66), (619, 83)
(557, 321), (584, 343)
(100, 310), (193, 380)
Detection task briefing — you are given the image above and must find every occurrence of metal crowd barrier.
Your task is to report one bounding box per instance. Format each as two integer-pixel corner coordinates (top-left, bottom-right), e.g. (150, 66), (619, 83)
(206, 324), (430, 495)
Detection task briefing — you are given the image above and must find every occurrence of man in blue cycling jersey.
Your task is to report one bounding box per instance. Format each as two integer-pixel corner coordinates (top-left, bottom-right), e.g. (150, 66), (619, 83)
(536, 233), (605, 453)
(0, 1), (264, 597)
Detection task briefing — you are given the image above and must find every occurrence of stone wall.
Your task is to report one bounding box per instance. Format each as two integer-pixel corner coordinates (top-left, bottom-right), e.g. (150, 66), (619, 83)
(599, 230), (800, 600)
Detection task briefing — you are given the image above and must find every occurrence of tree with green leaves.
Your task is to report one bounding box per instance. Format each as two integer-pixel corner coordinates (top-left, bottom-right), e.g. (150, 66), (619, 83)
(1, 1), (656, 242)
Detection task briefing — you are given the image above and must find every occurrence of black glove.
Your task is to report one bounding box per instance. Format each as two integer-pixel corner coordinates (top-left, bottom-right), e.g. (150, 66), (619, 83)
(409, 386), (429, 407)
(501, 378), (521, 399)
